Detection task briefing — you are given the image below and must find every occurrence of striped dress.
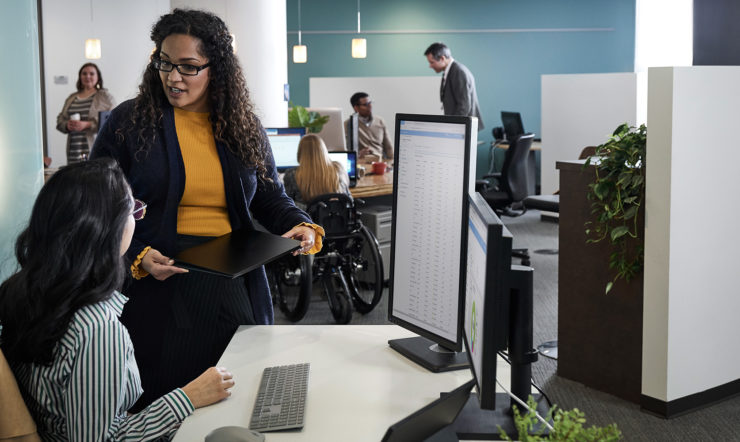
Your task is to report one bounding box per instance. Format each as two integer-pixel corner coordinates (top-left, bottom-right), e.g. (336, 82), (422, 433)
(67, 95), (94, 163)
(7, 291), (194, 441)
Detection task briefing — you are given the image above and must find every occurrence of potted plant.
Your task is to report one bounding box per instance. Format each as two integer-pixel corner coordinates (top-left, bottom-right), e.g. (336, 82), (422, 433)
(288, 104), (329, 134)
(556, 123), (646, 403)
(584, 123), (647, 294)
(501, 397), (622, 441)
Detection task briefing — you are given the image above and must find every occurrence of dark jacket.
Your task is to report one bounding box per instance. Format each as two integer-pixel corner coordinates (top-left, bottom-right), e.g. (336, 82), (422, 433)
(442, 60), (485, 130)
(91, 99), (311, 324)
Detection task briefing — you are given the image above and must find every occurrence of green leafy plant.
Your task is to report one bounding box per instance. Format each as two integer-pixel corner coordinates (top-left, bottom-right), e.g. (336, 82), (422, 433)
(584, 123), (647, 294)
(288, 104), (329, 134)
(501, 396), (622, 441)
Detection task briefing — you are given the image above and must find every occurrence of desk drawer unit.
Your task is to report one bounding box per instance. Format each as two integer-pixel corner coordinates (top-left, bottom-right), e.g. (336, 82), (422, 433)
(360, 205), (392, 280)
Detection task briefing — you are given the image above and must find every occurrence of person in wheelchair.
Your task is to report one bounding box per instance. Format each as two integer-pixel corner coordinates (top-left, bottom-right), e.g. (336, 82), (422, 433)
(282, 134), (351, 209)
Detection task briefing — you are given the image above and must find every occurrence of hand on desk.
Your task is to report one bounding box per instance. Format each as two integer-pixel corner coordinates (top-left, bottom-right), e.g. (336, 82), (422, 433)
(182, 367), (235, 408)
(141, 248), (189, 281)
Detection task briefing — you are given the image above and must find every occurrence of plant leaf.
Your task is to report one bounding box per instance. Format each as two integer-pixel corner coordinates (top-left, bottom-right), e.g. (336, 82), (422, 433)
(610, 225), (629, 241)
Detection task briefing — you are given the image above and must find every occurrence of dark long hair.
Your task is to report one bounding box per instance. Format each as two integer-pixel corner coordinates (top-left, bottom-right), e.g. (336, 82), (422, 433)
(119, 8), (269, 180)
(0, 159), (132, 365)
(76, 62), (104, 91)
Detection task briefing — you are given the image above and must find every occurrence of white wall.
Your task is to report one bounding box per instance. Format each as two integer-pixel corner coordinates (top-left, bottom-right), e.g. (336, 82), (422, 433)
(643, 66), (740, 402)
(309, 76), (443, 145)
(540, 73), (637, 194)
(42, 0), (170, 167)
(172, 0), (288, 127)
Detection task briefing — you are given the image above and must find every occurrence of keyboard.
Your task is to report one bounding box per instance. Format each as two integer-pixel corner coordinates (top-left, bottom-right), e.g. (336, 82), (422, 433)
(249, 363), (310, 432)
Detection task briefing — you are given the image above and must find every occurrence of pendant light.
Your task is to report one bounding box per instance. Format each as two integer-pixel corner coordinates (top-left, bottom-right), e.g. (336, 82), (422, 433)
(85, 0), (101, 59)
(351, 0), (366, 58)
(293, 0), (307, 63)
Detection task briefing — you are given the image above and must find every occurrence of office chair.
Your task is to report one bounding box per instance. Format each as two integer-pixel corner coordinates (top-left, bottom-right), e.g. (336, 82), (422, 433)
(476, 133), (535, 266)
(477, 133), (534, 217)
(268, 193), (384, 324)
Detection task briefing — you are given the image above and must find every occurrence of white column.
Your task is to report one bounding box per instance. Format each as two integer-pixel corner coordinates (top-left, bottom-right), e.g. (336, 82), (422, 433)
(643, 66), (740, 402)
(172, 0), (288, 127)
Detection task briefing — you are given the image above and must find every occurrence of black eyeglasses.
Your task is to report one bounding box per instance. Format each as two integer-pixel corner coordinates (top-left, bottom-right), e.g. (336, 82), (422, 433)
(133, 199), (147, 221)
(152, 58), (211, 76)
(357, 100), (373, 107)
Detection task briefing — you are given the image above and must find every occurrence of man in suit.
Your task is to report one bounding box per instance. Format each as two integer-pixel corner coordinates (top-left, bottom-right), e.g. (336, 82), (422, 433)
(424, 42), (484, 130)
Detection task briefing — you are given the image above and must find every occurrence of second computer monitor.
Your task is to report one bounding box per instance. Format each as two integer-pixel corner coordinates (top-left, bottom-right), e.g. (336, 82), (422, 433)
(463, 191), (513, 409)
(267, 127), (306, 172)
(501, 111), (525, 142)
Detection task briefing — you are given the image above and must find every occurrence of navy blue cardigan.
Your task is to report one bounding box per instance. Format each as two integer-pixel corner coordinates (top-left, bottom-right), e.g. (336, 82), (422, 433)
(91, 99), (311, 324)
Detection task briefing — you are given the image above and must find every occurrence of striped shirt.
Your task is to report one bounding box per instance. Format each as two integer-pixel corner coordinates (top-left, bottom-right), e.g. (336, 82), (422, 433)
(67, 95), (93, 163)
(7, 291), (194, 441)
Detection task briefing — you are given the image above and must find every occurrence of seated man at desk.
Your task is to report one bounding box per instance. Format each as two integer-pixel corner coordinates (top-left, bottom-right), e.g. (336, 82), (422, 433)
(344, 92), (394, 162)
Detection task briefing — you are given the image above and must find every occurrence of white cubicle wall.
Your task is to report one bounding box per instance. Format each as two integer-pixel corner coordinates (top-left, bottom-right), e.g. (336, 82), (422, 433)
(643, 66), (740, 405)
(540, 73), (639, 194)
(309, 76), (442, 148)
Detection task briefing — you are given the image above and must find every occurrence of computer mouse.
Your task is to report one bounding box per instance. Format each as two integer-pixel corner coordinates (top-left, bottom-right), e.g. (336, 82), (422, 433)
(204, 426), (265, 442)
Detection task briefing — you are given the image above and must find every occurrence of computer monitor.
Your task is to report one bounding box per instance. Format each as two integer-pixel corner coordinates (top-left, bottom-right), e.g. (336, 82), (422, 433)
(388, 113), (478, 372)
(501, 111), (525, 142)
(328, 151), (358, 188)
(266, 127), (306, 172)
(463, 191), (513, 410)
(305, 107), (346, 151)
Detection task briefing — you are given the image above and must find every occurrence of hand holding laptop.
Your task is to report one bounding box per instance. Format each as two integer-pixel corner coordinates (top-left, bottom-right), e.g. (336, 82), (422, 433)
(141, 248), (189, 281)
(282, 224), (317, 255)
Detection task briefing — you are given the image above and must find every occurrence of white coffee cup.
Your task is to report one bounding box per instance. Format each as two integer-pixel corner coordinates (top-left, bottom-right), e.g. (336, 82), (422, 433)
(70, 113), (81, 121)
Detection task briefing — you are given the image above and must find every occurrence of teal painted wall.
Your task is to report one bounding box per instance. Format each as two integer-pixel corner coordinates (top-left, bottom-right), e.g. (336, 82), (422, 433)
(0, 1), (44, 280)
(287, 0), (635, 148)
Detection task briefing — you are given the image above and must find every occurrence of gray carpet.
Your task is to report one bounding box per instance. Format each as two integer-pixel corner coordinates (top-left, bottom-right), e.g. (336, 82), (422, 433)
(274, 210), (740, 441)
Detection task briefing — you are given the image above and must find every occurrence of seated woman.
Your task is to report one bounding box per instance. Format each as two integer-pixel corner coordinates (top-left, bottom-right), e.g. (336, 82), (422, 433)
(0, 159), (234, 441)
(282, 134), (351, 209)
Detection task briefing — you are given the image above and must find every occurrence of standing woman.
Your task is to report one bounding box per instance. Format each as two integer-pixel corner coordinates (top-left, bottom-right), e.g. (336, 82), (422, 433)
(56, 63), (115, 164)
(282, 133), (351, 208)
(92, 9), (323, 411)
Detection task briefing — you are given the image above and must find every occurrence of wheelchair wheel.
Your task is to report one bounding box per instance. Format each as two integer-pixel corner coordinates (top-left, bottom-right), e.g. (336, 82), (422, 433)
(343, 226), (384, 314)
(268, 255), (312, 322)
(322, 271), (352, 324)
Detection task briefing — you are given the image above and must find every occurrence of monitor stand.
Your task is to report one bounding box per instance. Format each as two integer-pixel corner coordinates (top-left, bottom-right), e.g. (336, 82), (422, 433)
(388, 336), (469, 373)
(451, 392), (549, 440)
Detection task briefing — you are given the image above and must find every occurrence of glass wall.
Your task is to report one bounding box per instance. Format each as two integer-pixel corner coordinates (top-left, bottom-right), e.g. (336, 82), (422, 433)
(0, 1), (44, 280)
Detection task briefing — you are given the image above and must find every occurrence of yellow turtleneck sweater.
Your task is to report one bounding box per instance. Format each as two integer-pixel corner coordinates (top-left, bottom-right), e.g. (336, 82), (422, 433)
(174, 107), (231, 237)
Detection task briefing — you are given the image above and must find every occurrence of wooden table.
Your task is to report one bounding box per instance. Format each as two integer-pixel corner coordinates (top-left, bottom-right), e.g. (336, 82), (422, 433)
(350, 168), (394, 198)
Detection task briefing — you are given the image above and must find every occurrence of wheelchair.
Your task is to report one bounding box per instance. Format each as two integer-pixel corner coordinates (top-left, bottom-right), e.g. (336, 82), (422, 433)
(267, 193), (384, 324)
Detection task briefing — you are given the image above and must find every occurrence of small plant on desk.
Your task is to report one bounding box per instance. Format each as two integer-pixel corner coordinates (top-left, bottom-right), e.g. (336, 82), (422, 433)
(288, 104), (329, 134)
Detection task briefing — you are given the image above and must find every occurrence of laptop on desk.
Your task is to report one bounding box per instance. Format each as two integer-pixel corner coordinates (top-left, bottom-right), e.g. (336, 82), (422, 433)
(328, 151), (358, 188)
(174, 229), (301, 279)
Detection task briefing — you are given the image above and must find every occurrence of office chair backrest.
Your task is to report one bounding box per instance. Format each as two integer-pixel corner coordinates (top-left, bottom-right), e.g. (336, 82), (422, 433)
(306, 193), (359, 236)
(501, 133), (534, 203)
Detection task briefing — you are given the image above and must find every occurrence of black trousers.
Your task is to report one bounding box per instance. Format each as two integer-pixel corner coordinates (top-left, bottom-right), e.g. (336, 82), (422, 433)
(123, 235), (256, 412)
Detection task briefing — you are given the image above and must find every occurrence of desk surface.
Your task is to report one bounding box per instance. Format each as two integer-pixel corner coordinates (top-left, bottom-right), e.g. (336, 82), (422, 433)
(350, 168), (394, 198)
(173, 325), (510, 442)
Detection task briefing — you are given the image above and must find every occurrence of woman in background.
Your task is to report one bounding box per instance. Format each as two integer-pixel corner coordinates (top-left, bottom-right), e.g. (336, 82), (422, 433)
(282, 133), (351, 208)
(56, 63), (115, 163)
(0, 159), (234, 441)
(92, 9), (322, 411)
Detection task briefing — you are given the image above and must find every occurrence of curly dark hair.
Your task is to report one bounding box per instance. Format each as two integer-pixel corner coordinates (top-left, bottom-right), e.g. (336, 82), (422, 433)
(119, 9), (268, 180)
(0, 159), (132, 365)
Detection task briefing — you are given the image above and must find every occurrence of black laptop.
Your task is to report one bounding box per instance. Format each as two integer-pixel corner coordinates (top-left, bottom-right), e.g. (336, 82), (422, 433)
(174, 229), (301, 279)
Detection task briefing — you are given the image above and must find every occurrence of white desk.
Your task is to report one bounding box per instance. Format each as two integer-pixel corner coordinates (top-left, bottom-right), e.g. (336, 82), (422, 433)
(173, 325), (510, 442)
